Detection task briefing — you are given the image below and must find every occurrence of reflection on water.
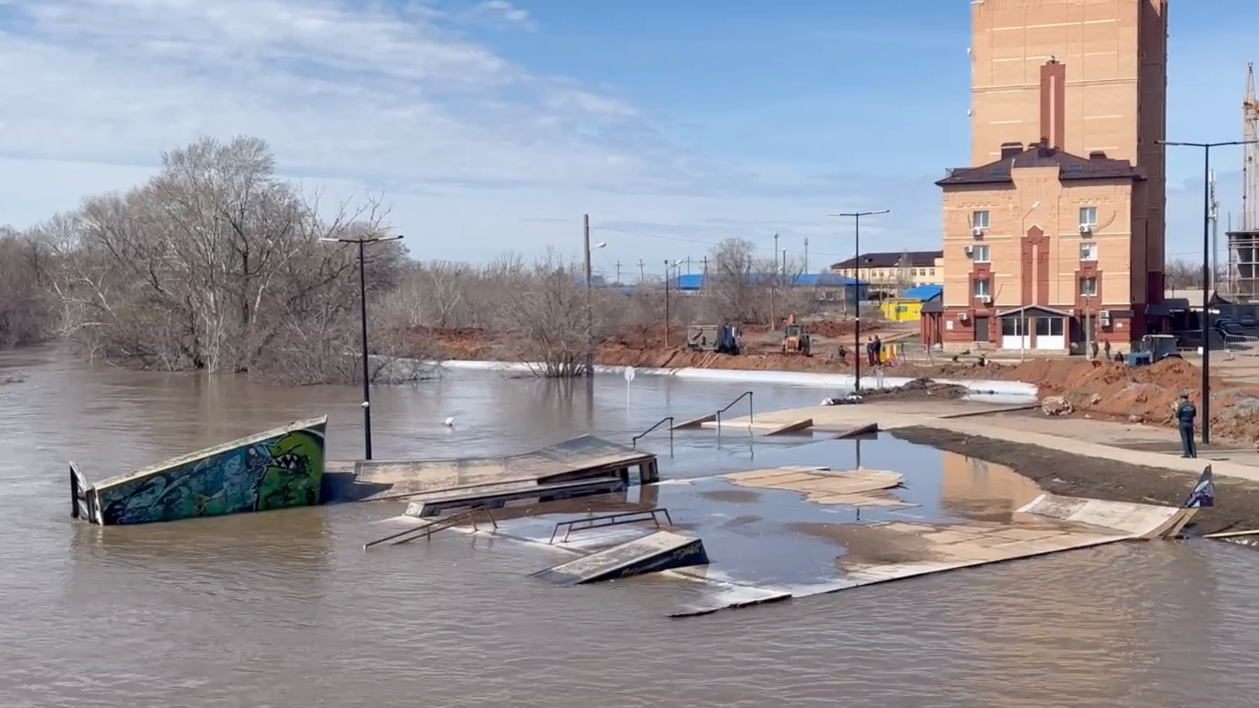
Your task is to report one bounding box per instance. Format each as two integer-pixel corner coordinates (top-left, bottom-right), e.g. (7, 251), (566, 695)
(2, 348), (1259, 707)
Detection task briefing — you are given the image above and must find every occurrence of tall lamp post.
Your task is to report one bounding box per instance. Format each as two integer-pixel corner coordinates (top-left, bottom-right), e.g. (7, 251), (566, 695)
(1158, 139), (1258, 444)
(829, 210), (889, 392)
(319, 233), (404, 460)
(582, 214), (606, 376)
(663, 259), (682, 348)
(1018, 201), (1041, 362)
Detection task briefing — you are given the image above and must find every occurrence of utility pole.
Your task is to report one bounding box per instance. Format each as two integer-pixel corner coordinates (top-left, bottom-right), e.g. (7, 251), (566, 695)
(685, 256), (692, 274)
(615, 260), (622, 286)
(771, 233), (779, 325)
(804, 237), (810, 273)
(637, 259), (646, 283)
(664, 260), (672, 347)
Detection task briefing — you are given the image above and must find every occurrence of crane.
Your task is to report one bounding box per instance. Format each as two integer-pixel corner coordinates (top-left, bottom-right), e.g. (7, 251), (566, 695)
(1245, 62), (1258, 230)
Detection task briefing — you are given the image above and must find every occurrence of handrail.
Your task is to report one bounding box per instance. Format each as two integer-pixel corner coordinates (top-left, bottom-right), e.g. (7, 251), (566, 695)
(715, 391), (754, 437)
(363, 508), (497, 550)
(548, 507), (674, 544)
(632, 416), (674, 448)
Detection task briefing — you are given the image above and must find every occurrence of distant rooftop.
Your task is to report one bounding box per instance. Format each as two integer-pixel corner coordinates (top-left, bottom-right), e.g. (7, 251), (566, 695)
(830, 250), (942, 271)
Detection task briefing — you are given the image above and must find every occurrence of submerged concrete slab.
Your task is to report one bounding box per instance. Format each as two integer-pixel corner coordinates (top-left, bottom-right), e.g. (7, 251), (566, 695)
(721, 466), (911, 508)
(71, 416), (328, 526)
(531, 531), (709, 585)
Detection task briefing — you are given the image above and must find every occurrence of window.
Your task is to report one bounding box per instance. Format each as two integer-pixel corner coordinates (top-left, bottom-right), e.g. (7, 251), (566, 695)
(929, 268), (936, 276)
(1036, 317), (1064, 336)
(1079, 206), (1098, 227)
(972, 210), (990, 229)
(972, 278), (990, 298)
(971, 244), (991, 263)
(1001, 317), (1025, 336)
(1080, 276), (1098, 296)
(1079, 242), (1098, 261)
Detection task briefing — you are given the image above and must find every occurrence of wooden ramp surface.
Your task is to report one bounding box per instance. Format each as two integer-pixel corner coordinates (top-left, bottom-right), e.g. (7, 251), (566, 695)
(532, 531), (708, 585)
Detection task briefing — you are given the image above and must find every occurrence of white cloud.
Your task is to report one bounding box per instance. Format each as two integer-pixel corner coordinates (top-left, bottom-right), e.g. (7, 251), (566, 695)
(0, 0), (930, 268)
(469, 1), (536, 31)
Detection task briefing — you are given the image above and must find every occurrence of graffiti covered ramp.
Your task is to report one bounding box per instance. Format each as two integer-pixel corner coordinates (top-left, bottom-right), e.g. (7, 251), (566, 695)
(330, 435), (658, 503)
(70, 416), (328, 526)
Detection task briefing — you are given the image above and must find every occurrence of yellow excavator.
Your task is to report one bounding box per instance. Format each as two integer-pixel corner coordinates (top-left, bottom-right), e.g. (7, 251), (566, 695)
(780, 314), (811, 356)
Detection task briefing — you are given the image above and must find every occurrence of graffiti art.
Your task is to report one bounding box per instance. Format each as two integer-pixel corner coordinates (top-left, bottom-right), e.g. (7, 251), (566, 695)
(84, 418), (328, 526)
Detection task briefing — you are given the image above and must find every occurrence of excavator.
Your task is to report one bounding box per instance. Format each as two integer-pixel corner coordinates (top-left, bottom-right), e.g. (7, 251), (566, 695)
(780, 313), (811, 356)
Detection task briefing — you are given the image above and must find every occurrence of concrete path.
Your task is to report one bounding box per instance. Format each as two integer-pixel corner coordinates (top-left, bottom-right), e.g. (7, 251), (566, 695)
(720, 400), (1259, 484)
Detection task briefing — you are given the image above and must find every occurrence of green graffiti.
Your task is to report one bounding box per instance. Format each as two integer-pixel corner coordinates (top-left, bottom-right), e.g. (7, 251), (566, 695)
(255, 430), (325, 511)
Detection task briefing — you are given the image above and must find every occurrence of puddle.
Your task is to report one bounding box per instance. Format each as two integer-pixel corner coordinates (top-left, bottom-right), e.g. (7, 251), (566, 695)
(699, 489), (761, 503)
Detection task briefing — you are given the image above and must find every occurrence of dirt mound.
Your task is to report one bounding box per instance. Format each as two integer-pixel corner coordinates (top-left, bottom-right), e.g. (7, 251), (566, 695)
(863, 377), (968, 401)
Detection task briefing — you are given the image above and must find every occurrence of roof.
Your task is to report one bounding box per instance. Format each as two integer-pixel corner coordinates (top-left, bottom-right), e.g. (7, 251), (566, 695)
(830, 250), (942, 270)
(901, 285), (943, 301)
(995, 305), (1074, 318)
(671, 272), (868, 290)
(937, 142), (1140, 187)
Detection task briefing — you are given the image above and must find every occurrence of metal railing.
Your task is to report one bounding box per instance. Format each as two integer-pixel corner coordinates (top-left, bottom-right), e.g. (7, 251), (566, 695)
(632, 416), (674, 448)
(548, 508), (674, 544)
(715, 391), (754, 437)
(363, 508), (497, 550)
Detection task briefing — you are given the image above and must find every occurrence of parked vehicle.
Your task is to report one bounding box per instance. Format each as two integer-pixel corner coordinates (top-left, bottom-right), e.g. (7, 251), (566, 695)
(1126, 334), (1181, 366)
(686, 323), (741, 355)
(780, 314), (811, 356)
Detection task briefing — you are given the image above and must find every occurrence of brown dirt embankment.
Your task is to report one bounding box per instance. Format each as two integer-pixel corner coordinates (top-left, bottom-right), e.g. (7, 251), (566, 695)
(893, 426), (1259, 537)
(417, 324), (1259, 443)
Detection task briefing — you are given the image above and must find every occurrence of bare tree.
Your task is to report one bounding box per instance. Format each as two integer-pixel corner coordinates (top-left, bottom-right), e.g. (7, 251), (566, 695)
(0, 228), (56, 347)
(1165, 258), (1224, 290)
(492, 251), (604, 377)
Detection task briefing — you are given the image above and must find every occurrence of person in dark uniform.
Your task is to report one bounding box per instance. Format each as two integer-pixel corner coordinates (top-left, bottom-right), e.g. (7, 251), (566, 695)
(1174, 391), (1197, 458)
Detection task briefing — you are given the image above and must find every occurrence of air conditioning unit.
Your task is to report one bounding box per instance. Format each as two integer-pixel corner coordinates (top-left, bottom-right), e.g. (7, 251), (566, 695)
(958, 312), (969, 321)
(1100, 310), (1111, 324)
(963, 245), (974, 256)
(971, 227), (985, 237)
(979, 295), (992, 304)
(1078, 224), (1092, 235)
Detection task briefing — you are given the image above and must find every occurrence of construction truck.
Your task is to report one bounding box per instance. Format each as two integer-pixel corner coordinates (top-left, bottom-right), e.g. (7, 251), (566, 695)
(1125, 334), (1181, 366)
(686, 323), (741, 355)
(780, 314), (811, 356)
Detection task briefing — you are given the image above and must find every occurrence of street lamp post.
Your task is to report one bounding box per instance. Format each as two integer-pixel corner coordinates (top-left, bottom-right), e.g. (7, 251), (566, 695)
(582, 214), (606, 376)
(1019, 201), (1041, 362)
(830, 210), (889, 392)
(319, 233), (404, 460)
(1158, 139), (1258, 445)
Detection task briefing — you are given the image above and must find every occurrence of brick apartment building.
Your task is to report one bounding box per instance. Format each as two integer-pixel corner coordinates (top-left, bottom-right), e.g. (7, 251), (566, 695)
(932, 0), (1168, 352)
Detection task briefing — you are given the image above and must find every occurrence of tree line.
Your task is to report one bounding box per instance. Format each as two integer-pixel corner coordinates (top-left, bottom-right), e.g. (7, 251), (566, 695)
(0, 136), (844, 381)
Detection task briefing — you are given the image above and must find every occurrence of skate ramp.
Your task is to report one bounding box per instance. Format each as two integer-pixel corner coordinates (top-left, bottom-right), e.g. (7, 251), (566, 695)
(532, 531), (709, 585)
(329, 435), (657, 503)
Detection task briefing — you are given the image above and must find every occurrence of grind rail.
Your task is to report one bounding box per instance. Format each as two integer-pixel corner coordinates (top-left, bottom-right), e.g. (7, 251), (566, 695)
(548, 507), (674, 544)
(715, 391), (754, 437)
(632, 416), (674, 448)
(363, 508), (498, 550)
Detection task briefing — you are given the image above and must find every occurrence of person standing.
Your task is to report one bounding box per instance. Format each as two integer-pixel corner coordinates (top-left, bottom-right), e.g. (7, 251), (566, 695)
(872, 335), (883, 366)
(1174, 391), (1197, 458)
(1103, 338), (1111, 359)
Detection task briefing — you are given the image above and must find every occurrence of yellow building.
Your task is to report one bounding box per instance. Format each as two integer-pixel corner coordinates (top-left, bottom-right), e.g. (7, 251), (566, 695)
(936, 0), (1168, 351)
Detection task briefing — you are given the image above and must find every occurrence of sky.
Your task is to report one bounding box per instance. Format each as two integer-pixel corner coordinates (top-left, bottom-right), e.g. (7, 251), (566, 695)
(0, 0), (1256, 279)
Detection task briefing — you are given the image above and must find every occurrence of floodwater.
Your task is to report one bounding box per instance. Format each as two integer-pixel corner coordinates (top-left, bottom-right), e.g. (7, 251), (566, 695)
(3, 347), (1259, 707)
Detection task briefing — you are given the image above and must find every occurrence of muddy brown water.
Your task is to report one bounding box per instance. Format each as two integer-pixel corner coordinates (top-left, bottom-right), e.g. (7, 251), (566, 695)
(4, 347), (1259, 707)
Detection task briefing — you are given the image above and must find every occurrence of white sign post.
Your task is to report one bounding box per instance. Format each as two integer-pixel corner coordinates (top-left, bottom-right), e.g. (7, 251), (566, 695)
(623, 366), (636, 405)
